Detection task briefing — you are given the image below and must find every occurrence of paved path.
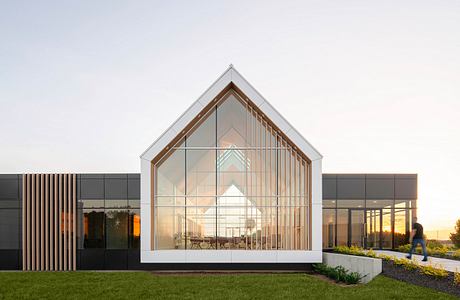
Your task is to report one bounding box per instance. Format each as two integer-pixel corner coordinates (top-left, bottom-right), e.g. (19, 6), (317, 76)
(375, 250), (460, 273)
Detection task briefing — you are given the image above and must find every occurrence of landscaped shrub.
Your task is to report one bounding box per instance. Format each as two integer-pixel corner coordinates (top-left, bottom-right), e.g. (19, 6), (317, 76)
(452, 249), (460, 259)
(333, 246), (455, 283)
(419, 264), (449, 279)
(398, 243), (453, 259)
(313, 263), (363, 284)
(454, 270), (460, 286)
(366, 249), (377, 258)
(398, 244), (411, 253)
(426, 239), (444, 249)
(378, 254), (395, 261)
(393, 257), (418, 271)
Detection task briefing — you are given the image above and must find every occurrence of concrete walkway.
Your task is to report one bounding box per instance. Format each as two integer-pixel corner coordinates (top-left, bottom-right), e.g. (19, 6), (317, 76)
(375, 250), (460, 273)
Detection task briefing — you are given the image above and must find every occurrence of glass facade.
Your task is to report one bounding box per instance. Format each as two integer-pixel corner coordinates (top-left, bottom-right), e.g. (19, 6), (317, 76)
(77, 175), (140, 250)
(0, 173), (417, 270)
(322, 175), (417, 249)
(153, 91), (312, 250)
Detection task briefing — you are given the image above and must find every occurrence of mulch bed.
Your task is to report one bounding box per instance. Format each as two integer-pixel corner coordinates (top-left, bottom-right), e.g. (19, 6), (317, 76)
(382, 260), (460, 297)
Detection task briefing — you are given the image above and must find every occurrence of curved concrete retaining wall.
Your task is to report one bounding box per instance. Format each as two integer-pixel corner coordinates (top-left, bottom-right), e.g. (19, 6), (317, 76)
(323, 252), (382, 283)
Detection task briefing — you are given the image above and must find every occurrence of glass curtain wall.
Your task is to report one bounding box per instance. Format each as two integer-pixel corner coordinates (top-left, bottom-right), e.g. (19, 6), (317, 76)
(321, 198), (416, 249)
(153, 91), (311, 250)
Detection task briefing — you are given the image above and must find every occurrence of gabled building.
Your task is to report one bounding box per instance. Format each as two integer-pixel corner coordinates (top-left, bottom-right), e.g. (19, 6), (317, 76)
(140, 65), (323, 264)
(0, 66), (417, 271)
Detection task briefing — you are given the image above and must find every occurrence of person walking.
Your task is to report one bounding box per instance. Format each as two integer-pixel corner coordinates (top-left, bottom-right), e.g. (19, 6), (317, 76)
(406, 217), (428, 261)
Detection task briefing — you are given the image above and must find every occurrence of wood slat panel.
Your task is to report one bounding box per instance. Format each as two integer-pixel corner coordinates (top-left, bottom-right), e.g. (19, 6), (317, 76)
(22, 175), (27, 270)
(63, 174), (67, 270)
(22, 173), (77, 271)
(72, 175), (76, 270)
(45, 174), (49, 271)
(54, 174), (58, 269)
(50, 174), (54, 271)
(31, 174), (35, 270)
(40, 174), (44, 270)
(58, 174), (62, 271)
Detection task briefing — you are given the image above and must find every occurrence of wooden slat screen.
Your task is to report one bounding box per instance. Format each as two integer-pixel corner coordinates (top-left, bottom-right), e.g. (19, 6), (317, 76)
(22, 174), (76, 271)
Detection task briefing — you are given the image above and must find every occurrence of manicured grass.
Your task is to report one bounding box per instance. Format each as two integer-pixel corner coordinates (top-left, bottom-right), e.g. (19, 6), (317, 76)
(0, 272), (456, 299)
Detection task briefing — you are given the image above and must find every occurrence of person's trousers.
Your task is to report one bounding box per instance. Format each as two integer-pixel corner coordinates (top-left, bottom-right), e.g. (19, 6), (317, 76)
(408, 238), (428, 259)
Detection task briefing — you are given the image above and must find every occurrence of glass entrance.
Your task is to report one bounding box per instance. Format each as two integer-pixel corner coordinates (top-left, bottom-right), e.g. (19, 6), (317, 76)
(366, 209), (382, 249)
(349, 210), (365, 247)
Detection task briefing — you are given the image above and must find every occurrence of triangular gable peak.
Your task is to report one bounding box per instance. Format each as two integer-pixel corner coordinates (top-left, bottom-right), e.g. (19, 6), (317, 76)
(140, 66), (322, 163)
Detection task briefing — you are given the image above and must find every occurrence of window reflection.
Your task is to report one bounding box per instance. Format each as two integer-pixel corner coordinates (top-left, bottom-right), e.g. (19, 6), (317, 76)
(129, 209), (140, 249)
(105, 209), (128, 249)
(83, 209), (104, 248)
(323, 209), (335, 248)
(336, 209), (348, 246)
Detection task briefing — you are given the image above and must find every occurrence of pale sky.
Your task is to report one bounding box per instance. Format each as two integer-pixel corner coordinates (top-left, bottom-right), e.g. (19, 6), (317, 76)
(1, 1), (459, 238)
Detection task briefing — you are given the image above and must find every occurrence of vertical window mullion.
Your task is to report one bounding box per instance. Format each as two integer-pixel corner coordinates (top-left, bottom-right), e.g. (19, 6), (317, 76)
(215, 105), (218, 250)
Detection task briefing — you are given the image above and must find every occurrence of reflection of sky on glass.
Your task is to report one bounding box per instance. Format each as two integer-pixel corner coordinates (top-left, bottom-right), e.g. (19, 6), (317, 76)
(1, 1), (459, 238)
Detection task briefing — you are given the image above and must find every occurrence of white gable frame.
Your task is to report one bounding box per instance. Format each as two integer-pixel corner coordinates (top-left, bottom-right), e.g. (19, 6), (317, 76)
(140, 65), (322, 264)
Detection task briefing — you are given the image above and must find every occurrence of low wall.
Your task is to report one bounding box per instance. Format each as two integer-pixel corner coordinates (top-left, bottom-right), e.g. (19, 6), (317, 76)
(323, 252), (382, 283)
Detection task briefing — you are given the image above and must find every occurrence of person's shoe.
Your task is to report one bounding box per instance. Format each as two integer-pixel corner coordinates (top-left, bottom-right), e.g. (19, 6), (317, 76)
(406, 255), (411, 259)
(422, 258), (428, 262)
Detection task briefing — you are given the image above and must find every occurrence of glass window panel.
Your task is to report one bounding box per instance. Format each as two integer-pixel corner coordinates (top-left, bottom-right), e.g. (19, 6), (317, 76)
(128, 199), (140, 209)
(0, 200), (20, 209)
(278, 144), (287, 197)
(186, 109), (216, 147)
(350, 210), (365, 247)
(129, 209), (140, 249)
(323, 200), (336, 208)
(0, 209), (20, 249)
(323, 209), (336, 249)
(105, 199), (128, 208)
(80, 199), (104, 209)
(233, 206), (261, 250)
(186, 149), (216, 196)
(186, 206), (216, 249)
(155, 206), (185, 250)
(156, 148), (185, 196)
(366, 199), (393, 209)
(186, 196), (215, 207)
(83, 209), (104, 248)
(156, 196), (185, 206)
(382, 209), (393, 248)
(336, 209), (348, 246)
(337, 200), (365, 208)
(394, 208), (411, 247)
(105, 209), (128, 249)
(395, 199), (415, 209)
(218, 148), (247, 196)
(366, 209), (381, 249)
(218, 206), (277, 250)
(217, 94), (247, 148)
(278, 205), (306, 250)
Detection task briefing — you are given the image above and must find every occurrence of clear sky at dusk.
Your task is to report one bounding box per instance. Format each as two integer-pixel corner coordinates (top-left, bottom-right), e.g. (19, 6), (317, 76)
(1, 1), (459, 238)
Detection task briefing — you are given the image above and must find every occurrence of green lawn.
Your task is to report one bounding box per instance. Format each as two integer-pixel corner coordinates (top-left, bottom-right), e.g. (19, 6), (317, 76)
(0, 272), (455, 300)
